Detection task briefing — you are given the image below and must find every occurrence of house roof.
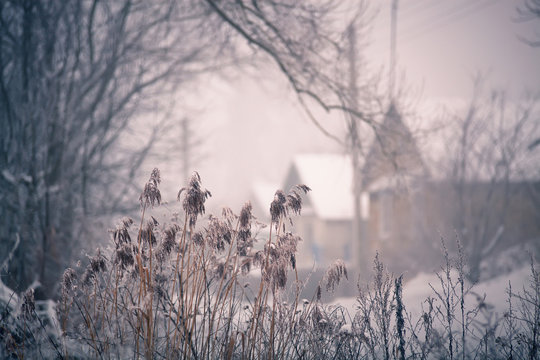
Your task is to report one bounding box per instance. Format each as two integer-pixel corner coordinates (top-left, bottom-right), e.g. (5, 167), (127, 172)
(284, 153), (353, 220)
(250, 181), (280, 220)
(362, 103), (427, 189)
(0, 279), (18, 309)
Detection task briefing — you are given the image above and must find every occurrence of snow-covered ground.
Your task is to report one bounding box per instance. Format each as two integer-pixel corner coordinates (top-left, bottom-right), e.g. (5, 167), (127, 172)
(331, 263), (533, 320)
(0, 279), (19, 309)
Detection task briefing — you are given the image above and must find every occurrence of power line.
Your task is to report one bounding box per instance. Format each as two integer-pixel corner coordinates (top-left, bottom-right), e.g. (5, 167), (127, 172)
(401, 0), (499, 42)
(401, 0), (483, 39)
(389, 0), (399, 101)
(371, 0), (466, 48)
(401, 0), (441, 15)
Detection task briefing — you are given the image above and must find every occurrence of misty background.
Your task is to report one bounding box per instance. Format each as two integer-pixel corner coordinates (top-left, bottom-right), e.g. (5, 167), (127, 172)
(1, 0), (540, 300)
(155, 0), (540, 211)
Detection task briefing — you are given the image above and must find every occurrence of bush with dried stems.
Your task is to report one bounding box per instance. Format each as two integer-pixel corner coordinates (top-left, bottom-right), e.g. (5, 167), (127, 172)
(1, 169), (538, 359)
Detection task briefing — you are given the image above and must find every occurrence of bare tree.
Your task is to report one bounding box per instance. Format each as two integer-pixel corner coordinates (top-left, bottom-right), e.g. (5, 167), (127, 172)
(1, 0), (378, 296)
(0, 0), (230, 296)
(517, 0), (540, 46)
(442, 81), (540, 282)
(517, 0), (540, 153)
(204, 1), (381, 123)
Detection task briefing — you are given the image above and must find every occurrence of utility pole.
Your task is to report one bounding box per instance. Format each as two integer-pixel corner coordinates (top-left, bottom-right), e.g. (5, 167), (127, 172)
(347, 22), (366, 276)
(389, 0), (399, 102)
(179, 117), (206, 182)
(181, 118), (190, 181)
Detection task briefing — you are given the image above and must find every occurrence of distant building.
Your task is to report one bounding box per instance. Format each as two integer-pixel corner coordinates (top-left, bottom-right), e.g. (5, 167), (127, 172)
(282, 153), (353, 269)
(278, 103), (540, 274)
(250, 181), (280, 221)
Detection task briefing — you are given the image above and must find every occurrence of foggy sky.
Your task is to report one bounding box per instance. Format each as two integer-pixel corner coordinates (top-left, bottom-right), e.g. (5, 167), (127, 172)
(154, 0), (540, 215)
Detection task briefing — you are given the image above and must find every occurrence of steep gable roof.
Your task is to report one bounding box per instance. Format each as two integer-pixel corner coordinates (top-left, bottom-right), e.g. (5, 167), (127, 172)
(283, 154), (353, 220)
(362, 103), (427, 189)
(250, 181), (279, 220)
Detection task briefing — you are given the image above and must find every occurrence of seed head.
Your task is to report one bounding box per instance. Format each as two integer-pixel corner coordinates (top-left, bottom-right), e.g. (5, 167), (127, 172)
(270, 190), (287, 224)
(113, 217), (133, 247)
(241, 258), (252, 275)
(122, 217), (134, 227)
(262, 262), (288, 290)
(237, 228), (252, 256)
(215, 261), (227, 279)
(192, 231), (204, 246)
(140, 217), (158, 246)
(62, 268), (77, 294)
(286, 192), (302, 215)
(206, 216), (231, 252)
(274, 266), (287, 289)
(90, 249), (107, 273)
(286, 184), (311, 216)
(139, 168), (162, 209)
(21, 289), (35, 319)
(295, 184), (311, 194)
(159, 224), (180, 258)
(253, 250), (265, 267)
(239, 202), (252, 229)
(83, 249), (107, 285)
(323, 259), (348, 292)
(153, 273), (167, 299)
(222, 207), (236, 227)
(115, 243), (134, 270)
(178, 172), (211, 226)
(237, 203), (253, 256)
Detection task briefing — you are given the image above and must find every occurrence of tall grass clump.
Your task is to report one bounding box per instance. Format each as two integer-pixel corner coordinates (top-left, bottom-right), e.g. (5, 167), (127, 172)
(52, 169), (346, 359)
(1, 169), (539, 359)
(346, 239), (539, 359)
(0, 288), (64, 359)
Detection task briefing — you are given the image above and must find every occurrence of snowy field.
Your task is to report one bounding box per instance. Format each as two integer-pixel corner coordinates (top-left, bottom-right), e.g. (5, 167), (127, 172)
(332, 263), (533, 320)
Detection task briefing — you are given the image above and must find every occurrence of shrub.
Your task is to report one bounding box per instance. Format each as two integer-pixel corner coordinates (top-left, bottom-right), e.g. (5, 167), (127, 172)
(1, 169), (538, 359)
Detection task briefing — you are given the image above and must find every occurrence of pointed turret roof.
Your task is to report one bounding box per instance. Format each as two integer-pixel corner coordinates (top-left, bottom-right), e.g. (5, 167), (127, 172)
(362, 103), (427, 190)
(283, 154), (354, 220)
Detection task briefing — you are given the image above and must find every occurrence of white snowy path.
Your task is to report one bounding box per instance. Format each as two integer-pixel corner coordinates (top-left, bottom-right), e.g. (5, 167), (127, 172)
(332, 265), (533, 319)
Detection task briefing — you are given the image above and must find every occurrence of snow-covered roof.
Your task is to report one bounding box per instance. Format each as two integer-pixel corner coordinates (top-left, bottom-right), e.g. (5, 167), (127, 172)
(285, 154), (353, 220)
(362, 103), (427, 188)
(250, 181), (280, 219)
(0, 279), (18, 309)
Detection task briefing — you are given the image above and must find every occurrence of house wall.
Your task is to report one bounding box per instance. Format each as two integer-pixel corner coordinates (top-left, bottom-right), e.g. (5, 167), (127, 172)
(366, 181), (540, 273)
(320, 219), (353, 265)
(292, 216), (317, 268)
(505, 185), (540, 241)
(367, 190), (417, 251)
(293, 215), (352, 269)
(423, 181), (540, 250)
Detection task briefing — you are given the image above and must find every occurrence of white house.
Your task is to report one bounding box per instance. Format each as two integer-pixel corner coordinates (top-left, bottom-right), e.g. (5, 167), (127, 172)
(281, 153), (355, 269)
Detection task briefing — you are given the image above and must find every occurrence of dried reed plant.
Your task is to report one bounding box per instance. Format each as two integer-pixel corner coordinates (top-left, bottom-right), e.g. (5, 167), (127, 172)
(1, 169), (538, 360)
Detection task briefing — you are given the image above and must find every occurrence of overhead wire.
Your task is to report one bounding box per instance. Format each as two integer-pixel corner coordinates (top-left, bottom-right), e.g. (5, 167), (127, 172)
(367, 0), (502, 80)
(400, 0), (441, 16)
(370, 0), (449, 48)
(400, 0), (500, 42)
